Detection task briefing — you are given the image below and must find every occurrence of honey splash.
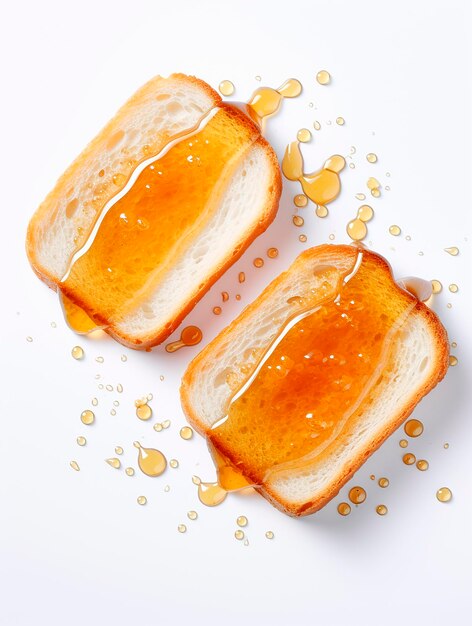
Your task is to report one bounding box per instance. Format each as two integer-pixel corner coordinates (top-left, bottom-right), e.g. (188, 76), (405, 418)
(208, 248), (418, 487)
(165, 326), (203, 353)
(134, 441), (167, 477)
(282, 143), (345, 209)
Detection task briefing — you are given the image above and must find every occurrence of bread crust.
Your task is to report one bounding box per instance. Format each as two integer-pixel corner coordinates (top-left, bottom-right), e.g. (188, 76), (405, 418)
(26, 74), (281, 348)
(180, 245), (450, 516)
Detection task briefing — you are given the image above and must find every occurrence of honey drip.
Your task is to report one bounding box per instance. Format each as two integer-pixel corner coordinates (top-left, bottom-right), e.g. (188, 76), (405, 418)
(246, 78), (302, 126)
(60, 292), (101, 334)
(165, 326), (203, 353)
(134, 441), (167, 477)
(207, 250), (417, 487)
(282, 142), (345, 207)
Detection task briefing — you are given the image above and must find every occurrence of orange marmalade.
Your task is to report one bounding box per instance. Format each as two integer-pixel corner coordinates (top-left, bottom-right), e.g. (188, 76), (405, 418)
(209, 250), (415, 485)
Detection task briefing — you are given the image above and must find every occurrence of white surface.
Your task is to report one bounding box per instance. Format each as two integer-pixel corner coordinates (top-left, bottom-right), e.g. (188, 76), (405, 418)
(0, 0), (471, 624)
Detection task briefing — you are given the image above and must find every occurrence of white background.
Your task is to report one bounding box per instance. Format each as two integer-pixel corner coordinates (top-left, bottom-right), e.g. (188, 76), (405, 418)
(1, 1), (471, 624)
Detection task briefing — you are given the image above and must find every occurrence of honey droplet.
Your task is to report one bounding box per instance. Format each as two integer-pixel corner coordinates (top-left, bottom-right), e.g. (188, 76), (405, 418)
(299, 234), (307, 243)
(446, 303), (452, 309)
(71, 346), (84, 360)
(294, 194), (308, 208)
(347, 219), (367, 241)
(180, 426), (193, 440)
(444, 246), (459, 256)
(238, 272), (245, 283)
(192, 475), (201, 485)
(213, 306), (222, 315)
(164, 485), (170, 492)
(136, 402), (152, 421)
(95, 356), (104, 363)
(370, 474), (375, 481)
(399, 439), (408, 448)
(106, 458), (121, 469)
(449, 284), (458, 293)
(367, 177), (380, 190)
(265, 530), (275, 539)
(355, 193), (366, 201)
(328, 233), (335, 241)
(165, 325), (203, 353)
(376, 505), (388, 516)
(237, 515), (248, 527)
(218, 80), (235, 96)
(403, 453), (416, 465)
(436, 487), (452, 502)
(297, 128), (311, 142)
(187, 510), (198, 520)
(76, 436), (86, 446)
(106, 384), (113, 392)
(91, 397), (98, 407)
(234, 530), (244, 540)
(153, 423), (163, 432)
(70, 460), (80, 471)
(133, 441), (167, 477)
(315, 205), (329, 218)
(451, 341), (457, 348)
(276, 78), (302, 98)
(358, 205), (374, 222)
(121, 354), (127, 362)
(125, 467), (135, 476)
(366, 153), (378, 163)
(253, 257), (264, 268)
(112, 173), (126, 187)
(178, 524), (187, 533)
(267, 247), (279, 259)
(293, 215), (304, 227)
(162, 419), (170, 429)
(444, 443), (450, 449)
(313, 120), (321, 131)
(449, 355), (458, 366)
(169, 459), (179, 468)
(348, 486), (367, 504)
(115, 446), (123, 455)
(137, 495), (147, 505)
(316, 70), (331, 85)
(221, 291), (229, 302)
(416, 459), (429, 471)
(26, 336), (33, 342)
(431, 280), (442, 294)
(336, 116), (345, 126)
(378, 477), (389, 488)
(389, 225), (401, 236)
(80, 410), (95, 425)
(197, 482), (227, 507)
(337, 502), (351, 516)
(404, 419), (424, 438)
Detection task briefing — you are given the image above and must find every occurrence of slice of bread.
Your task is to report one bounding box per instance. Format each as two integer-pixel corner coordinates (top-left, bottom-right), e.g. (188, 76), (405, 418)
(180, 245), (449, 517)
(26, 74), (281, 348)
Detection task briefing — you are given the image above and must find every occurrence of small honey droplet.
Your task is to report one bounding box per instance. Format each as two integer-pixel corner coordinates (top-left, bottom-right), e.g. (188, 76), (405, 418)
(197, 482), (227, 507)
(95, 356), (104, 363)
(316, 70), (331, 85)
(431, 280), (442, 293)
(136, 403), (152, 421)
(134, 441), (167, 477)
(313, 120), (321, 130)
(299, 234), (307, 242)
(337, 502), (351, 516)
(91, 398), (98, 407)
(165, 325), (203, 352)
(267, 247), (279, 259)
(449, 284), (458, 293)
(328, 233), (335, 241)
(336, 116), (345, 126)
(315, 205), (328, 218)
(180, 426), (193, 440)
(115, 446), (123, 455)
(449, 355), (458, 366)
(178, 524), (187, 533)
(76, 436), (86, 446)
(170, 459), (179, 469)
(106, 458), (121, 469)
(121, 354), (127, 362)
(404, 419), (424, 438)
(125, 467), (135, 476)
(389, 225), (401, 236)
(293, 215), (304, 227)
(238, 272), (245, 283)
(444, 443), (450, 449)
(347, 219), (367, 241)
(237, 515), (248, 527)
(106, 384), (113, 392)
(378, 477), (389, 488)
(297, 128), (311, 142)
(80, 410), (95, 425)
(355, 193), (366, 201)
(117, 383), (123, 393)
(187, 510), (198, 520)
(218, 80), (234, 96)
(234, 529), (244, 540)
(70, 460), (80, 471)
(26, 336), (33, 342)
(451, 341), (457, 348)
(137, 495), (147, 505)
(213, 306), (222, 315)
(370, 474), (375, 481)
(416, 459), (429, 471)
(192, 475), (201, 485)
(371, 188), (381, 198)
(376, 505), (388, 516)
(164, 484), (170, 492)
(403, 453), (416, 465)
(348, 486), (367, 504)
(436, 487), (452, 502)
(71, 346), (84, 360)
(367, 177), (380, 190)
(444, 246), (459, 256)
(221, 291), (229, 302)
(294, 194), (308, 208)
(265, 531), (275, 539)
(399, 439), (408, 448)
(153, 423), (163, 432)
(253, 257), (264, 268)
(366, 153), (378, 163)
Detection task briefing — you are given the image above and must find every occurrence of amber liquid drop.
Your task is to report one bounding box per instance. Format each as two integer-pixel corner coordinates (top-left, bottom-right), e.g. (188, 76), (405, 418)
(134, 441), (167, 477)
(165, 326), (203, 353)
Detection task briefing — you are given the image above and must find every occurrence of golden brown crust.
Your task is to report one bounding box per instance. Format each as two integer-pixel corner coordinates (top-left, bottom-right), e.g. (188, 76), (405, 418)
(180, 244), (450, 516)
(26, 74), (281, 348)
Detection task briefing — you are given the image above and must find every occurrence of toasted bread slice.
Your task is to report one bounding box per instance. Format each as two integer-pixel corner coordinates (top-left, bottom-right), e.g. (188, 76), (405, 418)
(180, 245), (449, 517)
(26, 74), (281, 348)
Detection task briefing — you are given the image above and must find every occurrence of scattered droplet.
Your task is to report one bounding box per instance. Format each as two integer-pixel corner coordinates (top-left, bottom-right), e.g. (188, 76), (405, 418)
(180, 426), (193, 440)
(403, 453), (416, 465)
(436, 487), (452, 502)
(237, 516), (248, 527)
(336, 116), (345, 126)
(416, 459), (429, 471)
(213, 306), (222, 315)
(389, 225), (401, 236)
(366, 153), (378, 163)
(337, 502), (351, 516)
(265, 530), (275, 539)
(376, 505), (388, 516)
(294, 194), (308, 207)
(297, 128), (311, 142)
(137, 495), (147, 505)
(121, 354), (127, 362)
(125, 467), (135, 476)
(315, 205), (328, 218)
(162, 419), (171, 429)
(106, 458), (121, 469)
(253, 257), (264, 268)
(71, 346), (84, 360)
(355, 193), (366, 200)
(404, 419), (424, 438)
(449, 284), (458, 293)
(187, 510), (198, 520)
(81, 410), (95, 425)
(170, 459), (179, 469)
(76, 436), (86, 446)
(116, 384), (123, 393)
(91, 398), (98, 407)
(115, 446), (123, 455)
(431, 280), (442, 294)
(135, 399), (152, 421)
(178, 524), (187, 533)
(238, 272), (245, 283)
(299, 234), (307, 242)
(221, 291), (229, 302)
(378, 477), (389, 488)
(316, 70), (331, 85)
(95, 356), (104, 363)
(444, 443), (449, 449)
(134, 441), (167, 477)
(165, 326), (203, 352)
(267, 247), (279, 259)
(26, 336), (33, 342)
(444, 247), (459, 256)
(234, 530), (245, 540)
(313, 120), (321, 130)
(449, 355), (458, 366)
(70, 460), (80, 471)
(219, 80), (234, 96)
(293, 215), (304, 227)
